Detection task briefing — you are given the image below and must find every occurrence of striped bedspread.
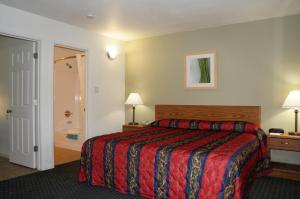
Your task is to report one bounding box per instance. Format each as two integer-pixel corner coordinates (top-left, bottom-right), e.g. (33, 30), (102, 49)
(79, 127), (270, 199)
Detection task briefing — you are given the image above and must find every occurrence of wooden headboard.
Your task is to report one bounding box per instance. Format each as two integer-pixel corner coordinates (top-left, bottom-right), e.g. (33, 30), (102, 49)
(155, 105), (261, 127)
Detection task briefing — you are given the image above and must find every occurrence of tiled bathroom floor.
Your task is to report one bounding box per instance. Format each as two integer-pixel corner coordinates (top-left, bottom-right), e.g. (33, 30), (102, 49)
(0, 156), (36, 181)
(54, 147), (81, 166)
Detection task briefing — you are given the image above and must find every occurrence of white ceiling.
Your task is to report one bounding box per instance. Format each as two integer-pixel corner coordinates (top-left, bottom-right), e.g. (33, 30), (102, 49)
(1, 0), (300, 41)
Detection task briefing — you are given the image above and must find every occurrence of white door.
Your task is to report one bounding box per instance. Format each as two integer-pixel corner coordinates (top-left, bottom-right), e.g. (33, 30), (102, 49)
(8, 40), (36, 168)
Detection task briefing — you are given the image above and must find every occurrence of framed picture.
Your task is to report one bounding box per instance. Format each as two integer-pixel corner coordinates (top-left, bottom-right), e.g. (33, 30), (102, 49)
(185, 50), (217, 89)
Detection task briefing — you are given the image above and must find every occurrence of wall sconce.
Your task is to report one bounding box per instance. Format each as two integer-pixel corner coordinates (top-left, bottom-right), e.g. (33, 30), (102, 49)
(106, 46), (118, 60)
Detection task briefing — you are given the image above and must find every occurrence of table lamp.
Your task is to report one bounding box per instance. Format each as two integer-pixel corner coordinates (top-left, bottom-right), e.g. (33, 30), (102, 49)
(125, 93), (143, 125)
(282, 90), (300, 135)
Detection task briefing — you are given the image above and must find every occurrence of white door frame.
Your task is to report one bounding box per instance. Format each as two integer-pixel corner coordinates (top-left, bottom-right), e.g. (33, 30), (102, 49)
(0, 32), (40, 169)
(52, 43), (89, 155)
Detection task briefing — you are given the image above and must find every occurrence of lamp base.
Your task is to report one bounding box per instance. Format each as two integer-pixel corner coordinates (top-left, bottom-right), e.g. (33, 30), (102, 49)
(128, 122), (139, 125)
(288, 132), (300, 136)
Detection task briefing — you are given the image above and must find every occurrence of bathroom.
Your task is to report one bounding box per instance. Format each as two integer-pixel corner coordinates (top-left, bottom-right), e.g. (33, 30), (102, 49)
(53, 45), (86, 165)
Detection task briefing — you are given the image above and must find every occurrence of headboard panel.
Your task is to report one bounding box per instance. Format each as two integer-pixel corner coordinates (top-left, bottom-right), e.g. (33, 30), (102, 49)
(155, 105), (261, 127)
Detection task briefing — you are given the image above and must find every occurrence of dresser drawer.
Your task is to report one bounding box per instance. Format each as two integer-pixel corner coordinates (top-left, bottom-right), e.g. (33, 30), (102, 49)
(269, 137), (300, 151)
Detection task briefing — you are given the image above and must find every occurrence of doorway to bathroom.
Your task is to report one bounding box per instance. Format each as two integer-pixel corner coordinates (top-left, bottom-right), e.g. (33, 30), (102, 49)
(53, 45), (86, 166)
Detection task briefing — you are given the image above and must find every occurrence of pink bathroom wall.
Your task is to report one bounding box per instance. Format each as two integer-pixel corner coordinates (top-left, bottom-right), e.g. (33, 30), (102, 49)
(54, 58), (80, 131)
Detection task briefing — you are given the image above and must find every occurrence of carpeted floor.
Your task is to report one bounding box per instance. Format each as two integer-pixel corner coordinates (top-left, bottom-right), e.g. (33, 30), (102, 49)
(0, 161), (299, 199)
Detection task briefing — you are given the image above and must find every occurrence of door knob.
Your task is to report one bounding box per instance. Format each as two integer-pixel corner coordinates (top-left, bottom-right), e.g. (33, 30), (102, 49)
(6, 109), (12, 120)
(6, 109), (12, 114)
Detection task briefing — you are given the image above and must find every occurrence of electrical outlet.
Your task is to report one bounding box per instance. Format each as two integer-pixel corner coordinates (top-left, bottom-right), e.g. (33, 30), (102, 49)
(94, 86), (99, 93)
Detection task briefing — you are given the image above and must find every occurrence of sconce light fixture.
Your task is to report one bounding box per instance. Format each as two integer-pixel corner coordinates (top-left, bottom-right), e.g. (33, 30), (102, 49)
(106, 46), (118, 60)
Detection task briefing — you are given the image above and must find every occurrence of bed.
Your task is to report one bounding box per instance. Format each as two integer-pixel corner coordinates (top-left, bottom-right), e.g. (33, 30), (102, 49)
(79, 105), (270, 199)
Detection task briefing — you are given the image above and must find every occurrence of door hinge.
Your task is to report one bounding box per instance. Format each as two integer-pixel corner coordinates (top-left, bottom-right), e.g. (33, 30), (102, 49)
(33, 99), (38, 106)
(33, 52), (38, 59)
(34, 145), (38, 152)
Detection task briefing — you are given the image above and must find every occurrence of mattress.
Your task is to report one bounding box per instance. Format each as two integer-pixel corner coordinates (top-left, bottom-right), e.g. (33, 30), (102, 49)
(79, 120), (270, 199)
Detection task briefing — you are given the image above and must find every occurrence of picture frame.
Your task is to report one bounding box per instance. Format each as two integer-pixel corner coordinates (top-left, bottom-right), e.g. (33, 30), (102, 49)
(185, 50), (217, 89)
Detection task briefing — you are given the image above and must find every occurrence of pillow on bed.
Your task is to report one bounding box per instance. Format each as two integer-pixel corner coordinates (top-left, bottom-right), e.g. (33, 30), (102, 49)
(150, 119), (257, 133)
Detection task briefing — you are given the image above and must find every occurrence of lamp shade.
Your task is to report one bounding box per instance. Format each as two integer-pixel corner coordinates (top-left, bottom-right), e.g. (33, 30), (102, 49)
(282, 90), (300, 109)
(125, 93), (143, 106)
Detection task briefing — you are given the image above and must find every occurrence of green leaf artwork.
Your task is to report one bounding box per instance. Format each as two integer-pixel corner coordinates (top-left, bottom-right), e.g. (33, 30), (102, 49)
(198, 58), (211, 83)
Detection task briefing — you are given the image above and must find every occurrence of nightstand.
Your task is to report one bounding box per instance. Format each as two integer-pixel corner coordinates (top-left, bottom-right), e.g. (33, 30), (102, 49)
(122, 124), (148, 132)
(267, 133), (300, 181)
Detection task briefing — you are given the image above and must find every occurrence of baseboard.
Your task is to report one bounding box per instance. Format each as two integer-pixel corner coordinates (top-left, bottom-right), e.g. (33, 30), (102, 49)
(0, 152), (9, 158)
(269, 162), (300, 181)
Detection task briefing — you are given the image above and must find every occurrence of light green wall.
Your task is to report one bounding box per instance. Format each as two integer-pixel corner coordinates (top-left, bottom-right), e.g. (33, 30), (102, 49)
(125, 14), (300, 134)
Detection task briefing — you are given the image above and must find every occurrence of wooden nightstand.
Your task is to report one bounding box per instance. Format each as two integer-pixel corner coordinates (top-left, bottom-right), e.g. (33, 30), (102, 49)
(122, 124), (148, 132)
(267, 133), (300, 181)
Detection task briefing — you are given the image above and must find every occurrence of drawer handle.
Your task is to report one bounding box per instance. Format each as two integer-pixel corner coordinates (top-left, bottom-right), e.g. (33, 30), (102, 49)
(281, 141), (289, 145)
